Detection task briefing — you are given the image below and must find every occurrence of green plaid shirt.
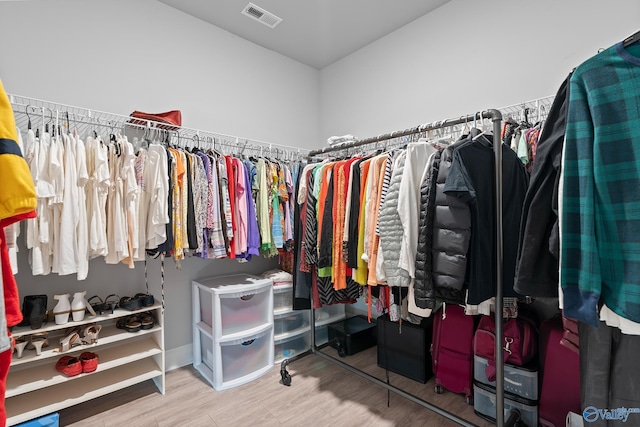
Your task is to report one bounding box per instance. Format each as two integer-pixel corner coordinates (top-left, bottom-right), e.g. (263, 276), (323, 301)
(561, 42), (640, 327)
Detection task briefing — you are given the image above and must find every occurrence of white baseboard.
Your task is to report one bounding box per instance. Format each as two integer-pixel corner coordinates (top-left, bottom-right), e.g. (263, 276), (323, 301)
(165, 344), (193, 371)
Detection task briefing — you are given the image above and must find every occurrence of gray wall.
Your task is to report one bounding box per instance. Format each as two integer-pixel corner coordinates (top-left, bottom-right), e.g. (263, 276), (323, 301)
(320, 0), (640, 140)
(0, 0), (320, 369)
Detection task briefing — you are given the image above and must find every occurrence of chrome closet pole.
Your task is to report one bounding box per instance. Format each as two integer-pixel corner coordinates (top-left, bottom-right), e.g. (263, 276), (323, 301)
(490, 109), (505, 427)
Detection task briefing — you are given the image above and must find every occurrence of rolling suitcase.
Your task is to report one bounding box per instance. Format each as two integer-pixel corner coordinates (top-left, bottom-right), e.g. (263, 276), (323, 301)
(431, 304), (476, 404)
(538, 316), (581, 427)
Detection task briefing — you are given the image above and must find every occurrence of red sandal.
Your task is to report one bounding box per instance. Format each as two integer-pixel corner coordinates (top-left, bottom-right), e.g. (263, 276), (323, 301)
(55, 356), (82, 377)
(79, 352), (99, 373)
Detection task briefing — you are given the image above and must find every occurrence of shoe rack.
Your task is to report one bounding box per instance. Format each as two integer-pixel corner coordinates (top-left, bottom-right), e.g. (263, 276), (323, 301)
(6, 303), (164, 426)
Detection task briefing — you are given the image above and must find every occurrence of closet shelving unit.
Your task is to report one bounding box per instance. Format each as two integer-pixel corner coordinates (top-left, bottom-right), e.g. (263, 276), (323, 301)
(6, 304), (164, 426)
(293, 96), (555, 427)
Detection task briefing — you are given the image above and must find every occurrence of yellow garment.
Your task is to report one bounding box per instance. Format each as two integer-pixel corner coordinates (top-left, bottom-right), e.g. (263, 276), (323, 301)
(167, 149), (183, 262)
(354, 159), (371, 285)
(0, 80), (36, 220)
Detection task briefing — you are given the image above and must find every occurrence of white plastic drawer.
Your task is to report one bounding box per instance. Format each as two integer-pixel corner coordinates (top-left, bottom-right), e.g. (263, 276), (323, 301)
(273, 286), (293, 313)
(315, 325), (329, 346)
(274, 331), (310, 362)
(193, 274), (273, 334)
(473, 382), (538, 427)
(221, 329), (272, 384)
(197, 330), (215, 373)
(196, 285), (215, 330)
(218, 286), (272, 336)
(274, 310), (310, 337)
(315, 305), (346, 326)
(195, 274), (272, 294)
(474, 356), (538, 400)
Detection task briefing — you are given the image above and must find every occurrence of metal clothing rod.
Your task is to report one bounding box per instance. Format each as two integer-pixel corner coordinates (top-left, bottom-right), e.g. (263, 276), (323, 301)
(8, 93), (310, 155)
(307, 111), (497, 157)
(491, 111), (505, 427)
(297, 109), (505, 427)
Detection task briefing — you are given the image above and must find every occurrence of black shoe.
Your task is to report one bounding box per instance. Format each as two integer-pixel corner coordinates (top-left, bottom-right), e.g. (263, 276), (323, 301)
(18, 295), (48, 329)
(29, 297), (47, 329)
(119, 296), (142, 311)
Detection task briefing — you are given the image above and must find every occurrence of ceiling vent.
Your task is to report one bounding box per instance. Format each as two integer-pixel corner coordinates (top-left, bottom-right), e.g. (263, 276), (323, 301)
(241, 3), (283, 29)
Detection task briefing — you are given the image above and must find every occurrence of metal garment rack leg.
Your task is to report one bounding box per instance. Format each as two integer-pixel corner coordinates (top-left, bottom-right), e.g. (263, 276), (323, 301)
(285, 109), (509, 427)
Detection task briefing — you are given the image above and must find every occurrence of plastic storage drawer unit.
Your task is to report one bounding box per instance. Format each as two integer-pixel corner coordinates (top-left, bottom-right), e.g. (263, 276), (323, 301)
(474, 355), (538, 400)
(220, 329), (273, 385)
(273, 285), (293, 313)
(193, 274), (273, 337)
(473, 381), (538, 427)
(274, 310), (310, 336)
(193, 274), (274, 390)
(274, 331), (310, 362)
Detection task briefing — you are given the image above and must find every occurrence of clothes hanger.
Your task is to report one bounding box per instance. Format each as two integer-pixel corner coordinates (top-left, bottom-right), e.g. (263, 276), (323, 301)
(460, 115), (470, 138)
(190, 133), (200, 153)
(36, 106), (43, 138)
(623, 29), (640, 47)
(64, 111), (71, 136)
(472, 111), (493, 146)
(25, 105), (33, 130)
(45, 107), (53, 134)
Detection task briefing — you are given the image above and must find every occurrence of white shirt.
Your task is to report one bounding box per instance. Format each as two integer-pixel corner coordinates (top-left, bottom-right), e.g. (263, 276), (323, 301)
(86, 136), (110, 259)
(75, 133), (89, 280)
(145, 144), (169, 250)
(397, 142), (437, 278)
(58, 133), (79, 276)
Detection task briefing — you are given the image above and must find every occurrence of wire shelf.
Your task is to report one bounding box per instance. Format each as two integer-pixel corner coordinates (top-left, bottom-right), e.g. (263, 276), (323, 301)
(8, 93), (309, 161)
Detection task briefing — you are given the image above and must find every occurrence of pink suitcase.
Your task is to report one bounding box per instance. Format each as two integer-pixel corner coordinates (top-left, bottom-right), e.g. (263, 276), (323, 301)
(538, 316), (581, 427)
(431, 304), (477, 404)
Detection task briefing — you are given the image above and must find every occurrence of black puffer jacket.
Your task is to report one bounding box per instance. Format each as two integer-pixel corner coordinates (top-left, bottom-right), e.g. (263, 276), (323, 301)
(414, 138), (471, 308)
(414, 150), (440, 308)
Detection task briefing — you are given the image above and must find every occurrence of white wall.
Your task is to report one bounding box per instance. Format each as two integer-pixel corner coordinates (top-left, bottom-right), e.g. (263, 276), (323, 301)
(0, 0), (321, 367)
(320, 0), (640, 140)
(321, 0), (640, 318)
(0, 0), (320, 149)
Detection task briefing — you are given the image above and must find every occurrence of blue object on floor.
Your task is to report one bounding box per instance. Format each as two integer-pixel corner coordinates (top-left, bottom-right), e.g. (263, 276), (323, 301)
(14, 413), (59, 427)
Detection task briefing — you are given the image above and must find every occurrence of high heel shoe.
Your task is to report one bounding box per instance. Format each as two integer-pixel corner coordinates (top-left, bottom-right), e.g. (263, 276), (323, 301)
(29, 334), (48, 356)
(87, 296), (108, 315)
(53, 294), (71, 325)
(59, 331), (80, 352)
(71, 291), (88, 322)
(14, 337), (28, 358)
(82, 324), (102, 345)
(104, 294), (120, 314)
(31, 335), (47, 356)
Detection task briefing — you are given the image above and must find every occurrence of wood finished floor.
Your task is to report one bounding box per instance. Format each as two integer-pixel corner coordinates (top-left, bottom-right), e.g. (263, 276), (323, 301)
(59, 347), (493, 427)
